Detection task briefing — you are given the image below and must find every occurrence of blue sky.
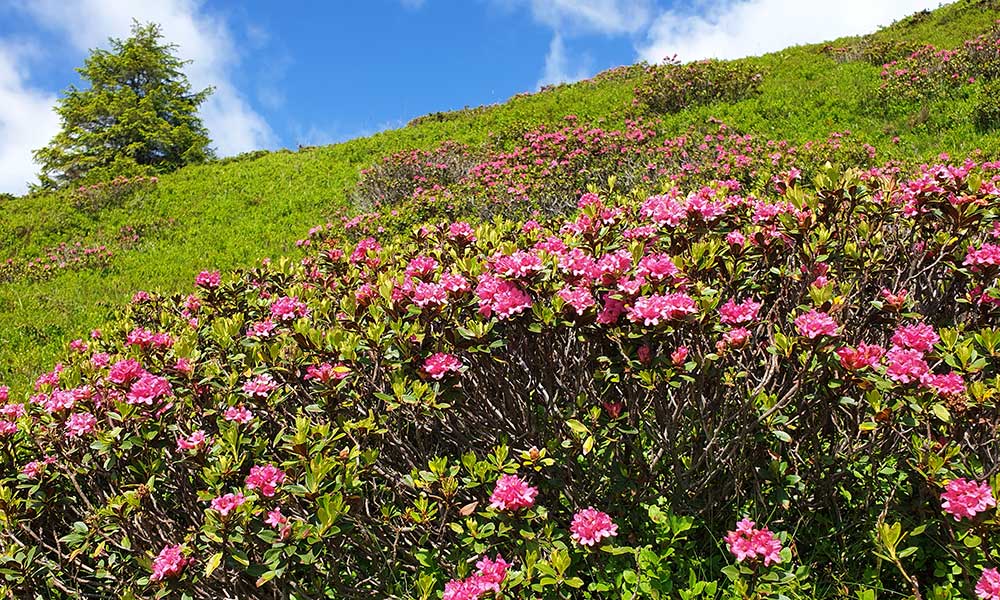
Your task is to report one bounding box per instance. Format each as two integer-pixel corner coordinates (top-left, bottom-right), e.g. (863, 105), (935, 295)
(0, 0), (941, 194)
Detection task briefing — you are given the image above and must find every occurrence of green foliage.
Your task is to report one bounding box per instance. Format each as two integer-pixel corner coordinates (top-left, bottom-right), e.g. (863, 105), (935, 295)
(633, 58), (764, 115)
(974, 79), (1000, 131)
(32, 21), (213, 189)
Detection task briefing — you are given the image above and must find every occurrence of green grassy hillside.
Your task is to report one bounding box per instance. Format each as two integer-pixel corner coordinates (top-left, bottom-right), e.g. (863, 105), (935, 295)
(1, 0), (998, 393)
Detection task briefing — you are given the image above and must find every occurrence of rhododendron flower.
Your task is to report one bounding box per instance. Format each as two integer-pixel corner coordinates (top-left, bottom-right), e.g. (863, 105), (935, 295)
(941, 478), (996, 520)
(224, 405), (254, 424)
(247, 319), (277, 339)
(304, 362), (350, 384)
(127, 374), (173, 405)
(672, 346), (689, 366)
(923, 371), (966, 397)
(0, 421), (18, 436)
(626, 293), (697, 326)
(726, 230), (746, 246)
(243, 373), (278, 398)
(448, 221), (476, 243)
(559, 248), (599, 278)
(474, 554), (511, 593)
(557, 286), (596, 315)
(965, 243), (1000, 269)
(246, 464), (287, 497)
(150, 544), (188, 582)
(891, 322), (939, 353)
(978, 568), (1000, 600)
(884, 347), (930, 383)
(637, 253), (679, 280)
(880, 288), (907, 309)
(270, 296), (310, 321)
(439, 272), (470, 294)
(211, 492), (246, 516)
(64, 412), (97, 437)
(266, 507), (287, 528)
(195, 270), (221, 288)
(69, 338), (87, 352)
(413, 281), (448, 308)
(719, 298), (761, 324)
(176, 430), (207, 452)
(423, 353), (463, 380)
(108, 358), (146, 385)
(596, 295), (625, 325)
(489, 474), (537, 511)
(475, 274), (532, 319)
(91, 352), (110, 368)
(570, 507), (618, 546)
(722, 327), (750, 348)
(443, 578), (485, 600)
(836, 343), (885, 370)
(725, 518), (783, 566)
(21, 460), (43, 478)
(405, 255), (439, 279)
(794, 309), (838, 339)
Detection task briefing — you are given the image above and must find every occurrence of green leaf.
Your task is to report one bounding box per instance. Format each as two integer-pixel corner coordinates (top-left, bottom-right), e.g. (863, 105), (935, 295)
(204, 552), (223, 578)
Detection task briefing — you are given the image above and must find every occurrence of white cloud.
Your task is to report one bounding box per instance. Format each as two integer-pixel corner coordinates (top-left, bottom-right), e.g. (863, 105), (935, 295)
(538, 33), (590, 87)
(523, 0), (653, 35)
(1, 0), (276, 193)
(0, 44), (60, 194)
(638, 0), (942, 63)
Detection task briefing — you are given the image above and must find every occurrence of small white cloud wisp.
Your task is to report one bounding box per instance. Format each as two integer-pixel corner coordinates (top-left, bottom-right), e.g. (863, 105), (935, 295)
(638, 0), (942, 63)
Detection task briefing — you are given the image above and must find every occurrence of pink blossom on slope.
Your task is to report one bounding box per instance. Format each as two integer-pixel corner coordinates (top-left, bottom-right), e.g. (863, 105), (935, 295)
(570, 507), (618, 547)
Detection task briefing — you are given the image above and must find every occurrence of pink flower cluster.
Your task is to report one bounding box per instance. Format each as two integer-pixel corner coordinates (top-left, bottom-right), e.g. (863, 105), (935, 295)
(978, 568), (1000, 600)
(719, 298), (761, 324)
(724, 518), (783, 566)
(489, 474), (537, 511)
(424, 353), (463, 380)
(177, 430), (207, 452)
(941, 478), (996, 521)
(270, 296), (310, 321)
(245, 464), (287, 497)
(626, 293), (696, 326)
(243, 373), (278, 398)
(570, 507), (619, 546)
(195, 270), (221, 288)
(304, 362), (350, 384)
(475, 274), (533, 319)
(794, 309), (838, 339)
(211, 492), (246, 516)
(150, 544), (188, 582)
(443, 554), (511, 600)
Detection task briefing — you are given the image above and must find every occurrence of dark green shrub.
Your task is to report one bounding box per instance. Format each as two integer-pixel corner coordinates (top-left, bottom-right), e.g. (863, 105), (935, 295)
(633, 58), (764, 115)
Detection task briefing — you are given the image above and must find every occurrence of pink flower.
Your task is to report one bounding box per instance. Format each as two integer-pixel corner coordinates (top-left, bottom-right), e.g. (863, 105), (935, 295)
(246, 464), (287, 497)
(21, 460), (44, 478)
(923, 371), (966, 397)
(405, 255), (439, 279)
(891, 322), (939, 353)
(570, 507), (618, 547)
(64, 412), (97, 437)
(439, 272), (470, 294)
(270, 296), (310, 321)
(722, 327), (750, 348)
(794, 309), (838, 339)
(557, 286), (596, 315)
(211, 492), (246, 516)
(725, 518), (783, 566)
(242, 373), (278, 398)
(195, 270), (221, 288)
(626, 293), (697, 326)
(965, 243), (1000, 269)
(475, 274), (532, 319)
(941, 478), (995, 521)
(108, 359), (144, 385)
(423, 353), (463, 380)
(224, 405), (254, 424)
(719, 298), (761, 324)
(596, 295), (625, 325)
(636, 253), (678, 281)
(448, 221), (476, 243)
(884, 347), (930, 383)
(304, 362), (350, 384)
(836, 343), (885, 370)
(247, 319), (277, 339)
(413, 281), (448, 308)
(474, 554), (511, 592)
(489, 474), (537, 511)
(443, 578), (485, 600)
(265, 507), (287, 528)
(977, 568), (1000, 600)
(671, 346), (689, 366)
(150, 544), (188, 582)
(127, 373), (173, 405)
(177, 430), (207, 452)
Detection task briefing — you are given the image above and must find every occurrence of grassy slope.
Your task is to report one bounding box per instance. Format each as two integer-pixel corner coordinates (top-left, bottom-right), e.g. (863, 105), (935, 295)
(1, 0), (998, 392)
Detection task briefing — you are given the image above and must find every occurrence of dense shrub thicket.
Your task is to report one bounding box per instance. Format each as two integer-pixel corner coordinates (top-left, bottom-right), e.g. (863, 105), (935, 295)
(2, 127), (1000, 598)
(632, 59), (764, 116)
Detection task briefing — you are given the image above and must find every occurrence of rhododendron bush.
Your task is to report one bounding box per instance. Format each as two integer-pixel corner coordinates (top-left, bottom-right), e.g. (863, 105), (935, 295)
(2, 144), (1000, 598)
